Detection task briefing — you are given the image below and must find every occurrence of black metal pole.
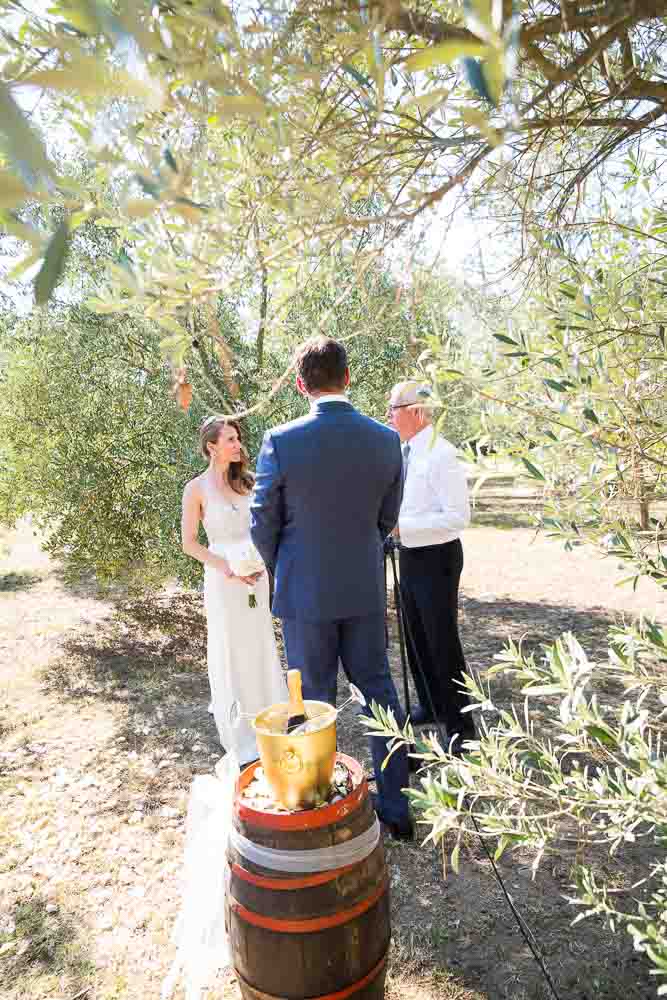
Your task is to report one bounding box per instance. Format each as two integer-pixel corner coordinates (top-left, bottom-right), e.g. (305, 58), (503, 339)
(388, 544), (411, 721)
(383, 551), (389, 651)
(389, 543), (449, 750)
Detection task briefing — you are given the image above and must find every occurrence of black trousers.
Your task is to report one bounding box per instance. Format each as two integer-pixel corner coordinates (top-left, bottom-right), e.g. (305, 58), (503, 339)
(399, 538), (474, 738)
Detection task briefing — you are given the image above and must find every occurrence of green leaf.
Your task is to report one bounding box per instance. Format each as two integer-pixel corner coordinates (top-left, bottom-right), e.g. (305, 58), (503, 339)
(403, 87), (450, 113)
(521, 458), (545, 481)
(543, 378), (568, 392)
(462, 58), (496, 106)
(135, 174), (162, 198)
(521, 684), (563, 696)
(216, 94), (270, 119)
(463, 0), (497, 39)
(70, 208), (93, 229)
(0, 170), (28, 208)
(341, 64), (374, 89)
(0, 82), (53, 183)
(1, 216), (43, 247)
(34, 220), (70, 305)
(6, 248), (43, 282)
(155, 315), (186, 337)
(159, 333), (188, 350)
(583, 407), (599, 424)
(494, 834), (510, 861)
(23, 55), (161, 103)
(405, 41), (487, 73)
(461, 105), (504, 143)
(86, 297), (127, 314)
(585, 725), (617, 748)
(481, 49), (506, 104)
(164, 148), (178, 173)
(174, 196), (209, 218)
(124, 198), (158, 219)
(493, 333), (518, 345)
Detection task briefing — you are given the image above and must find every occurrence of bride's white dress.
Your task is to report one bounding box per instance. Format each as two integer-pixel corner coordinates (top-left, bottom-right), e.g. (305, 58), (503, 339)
(201, 479), (286, 765)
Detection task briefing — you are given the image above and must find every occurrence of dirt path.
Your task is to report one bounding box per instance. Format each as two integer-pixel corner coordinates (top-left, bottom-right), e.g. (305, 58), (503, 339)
(1, 520), (665, 1000)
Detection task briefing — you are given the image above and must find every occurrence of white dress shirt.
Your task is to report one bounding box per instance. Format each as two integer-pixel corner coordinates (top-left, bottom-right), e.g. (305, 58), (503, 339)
(310, 393), (350, 410)
(399, 425), (470, 548)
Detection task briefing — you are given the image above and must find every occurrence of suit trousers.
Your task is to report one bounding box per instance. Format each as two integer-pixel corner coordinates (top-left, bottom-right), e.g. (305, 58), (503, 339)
(282, 614), (411, 826)
(399, 538), (474, 738)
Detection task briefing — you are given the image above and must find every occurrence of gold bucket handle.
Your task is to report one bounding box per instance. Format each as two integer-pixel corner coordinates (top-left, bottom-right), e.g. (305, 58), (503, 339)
(278, 749), (303, 775)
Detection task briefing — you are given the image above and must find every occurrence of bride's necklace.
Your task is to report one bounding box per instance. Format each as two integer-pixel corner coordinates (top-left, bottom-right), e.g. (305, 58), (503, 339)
(207, 469), (241, 512)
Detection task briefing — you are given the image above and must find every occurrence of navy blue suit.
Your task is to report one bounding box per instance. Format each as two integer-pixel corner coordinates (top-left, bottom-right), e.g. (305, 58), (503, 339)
(250, 399), (410, 825)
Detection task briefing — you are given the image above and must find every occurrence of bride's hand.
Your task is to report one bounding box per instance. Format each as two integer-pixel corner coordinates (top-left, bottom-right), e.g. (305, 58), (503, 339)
(238, 570), (264, 585)
(216, 557), (235, 578)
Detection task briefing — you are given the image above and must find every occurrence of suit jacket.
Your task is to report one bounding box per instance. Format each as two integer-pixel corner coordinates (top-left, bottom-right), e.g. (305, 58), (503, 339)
(250, 400), (403, 622)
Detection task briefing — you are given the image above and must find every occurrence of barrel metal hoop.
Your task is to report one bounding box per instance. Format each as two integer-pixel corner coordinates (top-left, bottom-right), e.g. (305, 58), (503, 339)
(235, 752), (367, 831)
(232, 951), (388, 1000)
(229, 859), (360, 891)
(229, 874), (388, 934)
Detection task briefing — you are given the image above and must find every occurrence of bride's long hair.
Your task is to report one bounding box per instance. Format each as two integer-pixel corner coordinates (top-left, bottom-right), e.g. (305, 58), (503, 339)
(199, 416), (254, 496)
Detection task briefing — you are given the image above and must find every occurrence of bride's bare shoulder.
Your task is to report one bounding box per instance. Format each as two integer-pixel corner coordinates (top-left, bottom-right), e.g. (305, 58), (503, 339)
(183, 472), (207, 499)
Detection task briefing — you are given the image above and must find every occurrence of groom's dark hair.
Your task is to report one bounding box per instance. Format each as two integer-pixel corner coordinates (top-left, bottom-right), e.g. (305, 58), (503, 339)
(296, 336), (348, 392)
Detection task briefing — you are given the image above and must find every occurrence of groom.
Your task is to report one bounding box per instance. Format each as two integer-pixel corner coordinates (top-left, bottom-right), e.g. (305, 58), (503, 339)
(250, 336), (413, 839)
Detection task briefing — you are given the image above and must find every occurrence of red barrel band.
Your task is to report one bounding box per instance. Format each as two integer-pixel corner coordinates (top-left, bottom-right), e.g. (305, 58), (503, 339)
(229, 860), (360, 891)
(229, 875), (388, 934)
(233, 951), (388, 1000)
(235, 752), (368, 831)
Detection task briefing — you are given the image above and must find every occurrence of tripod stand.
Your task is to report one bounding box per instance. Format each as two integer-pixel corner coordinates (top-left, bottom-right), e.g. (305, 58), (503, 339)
(384, 539), (451, 752)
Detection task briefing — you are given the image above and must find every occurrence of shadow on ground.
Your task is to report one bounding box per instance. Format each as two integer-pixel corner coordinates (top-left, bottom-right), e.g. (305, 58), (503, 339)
(0, 571), (42, 592)
(2, 893), (94, 985)
(343, 589), (657, 1000)
(34, 583), (658, 1000)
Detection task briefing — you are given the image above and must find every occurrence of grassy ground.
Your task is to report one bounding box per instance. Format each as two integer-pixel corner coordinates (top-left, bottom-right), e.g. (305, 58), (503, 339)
(1, 518), (666, 999)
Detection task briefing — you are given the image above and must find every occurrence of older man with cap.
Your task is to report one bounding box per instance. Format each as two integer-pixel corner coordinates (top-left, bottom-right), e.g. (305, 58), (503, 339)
(387, 380), (475, 744)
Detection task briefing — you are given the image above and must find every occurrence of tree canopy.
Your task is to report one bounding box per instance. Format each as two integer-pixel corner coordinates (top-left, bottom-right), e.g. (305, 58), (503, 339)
(2, 1), (666, 393)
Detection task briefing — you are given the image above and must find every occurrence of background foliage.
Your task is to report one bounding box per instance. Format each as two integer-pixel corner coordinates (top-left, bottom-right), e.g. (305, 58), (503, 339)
(2, 0), (667, 988)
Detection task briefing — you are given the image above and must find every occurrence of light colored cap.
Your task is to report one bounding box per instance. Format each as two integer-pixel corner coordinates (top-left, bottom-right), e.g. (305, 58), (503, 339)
(390, 380), (432, 406)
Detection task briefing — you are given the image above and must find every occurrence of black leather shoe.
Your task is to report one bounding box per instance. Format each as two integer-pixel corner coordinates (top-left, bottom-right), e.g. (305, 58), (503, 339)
(385, 818), (415, 841)
(370, 793), (415, 842)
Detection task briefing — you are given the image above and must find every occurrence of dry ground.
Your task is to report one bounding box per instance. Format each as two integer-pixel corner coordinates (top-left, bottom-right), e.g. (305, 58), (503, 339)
(1, 519), (666, 1000)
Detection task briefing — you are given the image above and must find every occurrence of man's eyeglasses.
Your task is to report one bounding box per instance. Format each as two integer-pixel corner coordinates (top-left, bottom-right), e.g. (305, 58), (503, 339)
(387, 403), (412, 412)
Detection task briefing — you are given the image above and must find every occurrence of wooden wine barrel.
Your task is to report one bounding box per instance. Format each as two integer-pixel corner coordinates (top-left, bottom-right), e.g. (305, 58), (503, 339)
(227, 752), (390, 1000)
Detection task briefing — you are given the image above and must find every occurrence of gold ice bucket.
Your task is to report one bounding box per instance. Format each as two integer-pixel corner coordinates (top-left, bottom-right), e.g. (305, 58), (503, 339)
(253, 700), (337, 810)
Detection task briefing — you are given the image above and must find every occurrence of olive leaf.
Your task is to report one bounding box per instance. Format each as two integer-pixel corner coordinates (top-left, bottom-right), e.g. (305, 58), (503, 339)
(34, 220), (70, 306)
(0, 82), (53, 184)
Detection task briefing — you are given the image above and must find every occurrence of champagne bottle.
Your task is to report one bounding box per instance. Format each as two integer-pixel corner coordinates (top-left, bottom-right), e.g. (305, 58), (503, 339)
(286, 669), (307, 733)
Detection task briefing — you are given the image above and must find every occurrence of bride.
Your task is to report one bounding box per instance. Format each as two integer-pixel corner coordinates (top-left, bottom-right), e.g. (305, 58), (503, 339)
(181, 415), (286, 765)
